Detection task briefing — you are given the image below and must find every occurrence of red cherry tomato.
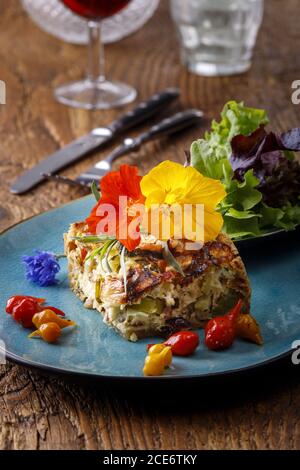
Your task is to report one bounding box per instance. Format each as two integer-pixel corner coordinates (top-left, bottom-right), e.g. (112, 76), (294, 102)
(205, 299), (244, 351)
(11, 298), (43, 328)
(6, 295), (45, 314)
(205, 316), (236, 351)
(45, 306), (65, 317)
(5, 295), (66, 329)
(227, 299), (244, 323)
(164, 331), (200, 356)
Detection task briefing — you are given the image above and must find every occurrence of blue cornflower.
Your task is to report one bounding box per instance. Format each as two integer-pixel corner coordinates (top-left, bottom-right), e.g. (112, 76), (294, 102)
(22, 251), (61, 287)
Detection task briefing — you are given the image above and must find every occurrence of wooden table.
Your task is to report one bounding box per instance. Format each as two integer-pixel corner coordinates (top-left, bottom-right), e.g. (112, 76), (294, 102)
(1, 0), (300, 450)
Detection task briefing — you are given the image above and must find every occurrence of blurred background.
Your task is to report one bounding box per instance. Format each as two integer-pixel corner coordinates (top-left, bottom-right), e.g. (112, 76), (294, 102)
(1, 0), (300, 451)
(0, 0), (298, 228)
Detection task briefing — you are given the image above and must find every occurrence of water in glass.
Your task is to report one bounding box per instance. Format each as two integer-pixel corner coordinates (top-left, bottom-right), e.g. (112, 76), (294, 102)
(171, 0), (264, 76)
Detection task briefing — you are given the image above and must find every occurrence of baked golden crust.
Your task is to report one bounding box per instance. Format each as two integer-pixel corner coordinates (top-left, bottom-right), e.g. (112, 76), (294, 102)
(64, 223), (251, 341)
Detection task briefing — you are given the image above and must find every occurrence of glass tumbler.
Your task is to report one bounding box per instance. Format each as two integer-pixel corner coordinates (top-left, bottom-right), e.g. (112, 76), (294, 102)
(170, 0), (264, 76)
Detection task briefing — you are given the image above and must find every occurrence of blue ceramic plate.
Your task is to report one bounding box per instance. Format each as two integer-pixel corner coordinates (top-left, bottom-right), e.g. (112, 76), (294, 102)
(0, 196), (299, 381)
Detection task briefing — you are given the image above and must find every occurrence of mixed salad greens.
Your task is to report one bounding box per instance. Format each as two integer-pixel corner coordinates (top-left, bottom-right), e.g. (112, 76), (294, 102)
(190, 101), (300, 239)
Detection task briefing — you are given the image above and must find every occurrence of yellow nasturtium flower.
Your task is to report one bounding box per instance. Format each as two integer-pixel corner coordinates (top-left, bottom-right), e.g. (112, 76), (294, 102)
(140, 161), (226, 243)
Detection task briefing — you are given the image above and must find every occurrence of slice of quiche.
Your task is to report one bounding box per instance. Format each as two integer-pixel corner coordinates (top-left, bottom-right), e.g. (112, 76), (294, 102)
(64, 222), (251, 342)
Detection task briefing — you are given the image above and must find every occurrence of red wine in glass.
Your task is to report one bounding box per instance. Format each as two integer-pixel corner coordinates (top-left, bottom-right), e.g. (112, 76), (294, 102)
(62, 0), (131, 20)
(55, 0), (136, 109)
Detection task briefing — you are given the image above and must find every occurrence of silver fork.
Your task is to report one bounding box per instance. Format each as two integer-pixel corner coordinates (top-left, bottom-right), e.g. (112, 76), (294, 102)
(43, 109), (203, 190)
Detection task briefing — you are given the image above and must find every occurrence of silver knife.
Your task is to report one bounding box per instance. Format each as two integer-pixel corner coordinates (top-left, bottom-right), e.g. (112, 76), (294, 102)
(10, 88), (180, 195)
(76, 109), (203, 186)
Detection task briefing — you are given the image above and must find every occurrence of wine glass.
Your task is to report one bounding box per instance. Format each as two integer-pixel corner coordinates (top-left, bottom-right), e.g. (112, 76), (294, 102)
(55, 0), (137, 109)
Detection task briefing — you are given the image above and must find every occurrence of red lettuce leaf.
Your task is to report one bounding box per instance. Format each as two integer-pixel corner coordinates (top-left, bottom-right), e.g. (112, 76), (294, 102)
(230, 127), (300, 208)
(280, 128), (300, 150)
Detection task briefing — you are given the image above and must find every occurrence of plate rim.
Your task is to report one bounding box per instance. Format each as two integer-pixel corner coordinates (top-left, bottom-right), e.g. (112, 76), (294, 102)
(0, 196), (295, 381)
(1, 344), (291, 382)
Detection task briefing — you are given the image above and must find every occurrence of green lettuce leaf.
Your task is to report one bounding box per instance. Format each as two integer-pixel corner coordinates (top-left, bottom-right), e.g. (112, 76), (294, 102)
(211, 100), (269, 142)
(222, 216), (261, 239)
(190, 139), (232, 180)
(222, 169), (262, 211)
(220, 169), (264, 238)
(276, 203), (300, 230)
(191, 101), (269, 181)
(259, 204), (284, 229)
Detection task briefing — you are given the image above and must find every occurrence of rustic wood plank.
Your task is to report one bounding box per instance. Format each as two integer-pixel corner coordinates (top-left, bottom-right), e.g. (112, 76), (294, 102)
(1, 0), (300, 450)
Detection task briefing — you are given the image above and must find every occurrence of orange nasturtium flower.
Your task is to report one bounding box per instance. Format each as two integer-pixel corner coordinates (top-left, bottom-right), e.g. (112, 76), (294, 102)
(140, 161), (226, 243)
(86, 165), (145, 251)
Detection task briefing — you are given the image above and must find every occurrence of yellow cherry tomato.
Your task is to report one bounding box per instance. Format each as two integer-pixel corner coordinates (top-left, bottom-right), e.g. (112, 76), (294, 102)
(143, 345), (173, 376)
(143, 354), (165, 376)
(32, 309), (76, 329)
(148, 344), (166, 355)
(236, 313), (263, 345)
(148, 345), (172, 367)
(29, 322), (61, 343)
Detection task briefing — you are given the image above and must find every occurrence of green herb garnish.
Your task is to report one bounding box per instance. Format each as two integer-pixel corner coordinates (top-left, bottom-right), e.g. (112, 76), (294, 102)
(162, 242), (185, 276)
(91, 181), (101, 202)
(71, 235), (115, 244)
(120, 245), (128, 295)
